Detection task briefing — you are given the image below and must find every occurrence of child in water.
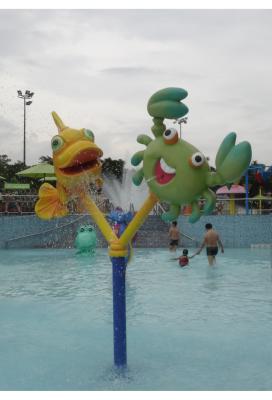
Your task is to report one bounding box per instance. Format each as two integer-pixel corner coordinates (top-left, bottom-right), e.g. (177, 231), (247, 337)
(171, 249), (195, 267)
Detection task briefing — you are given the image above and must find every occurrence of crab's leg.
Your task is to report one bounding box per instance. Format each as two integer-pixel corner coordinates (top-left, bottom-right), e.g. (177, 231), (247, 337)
(137, 134), (153, 146)
(161, 204), (180, 222)
(202, 189), (216, 216)
(132, 169), (144, 186)
(188, 201), (201, 223)
(131, 151), (144, 166)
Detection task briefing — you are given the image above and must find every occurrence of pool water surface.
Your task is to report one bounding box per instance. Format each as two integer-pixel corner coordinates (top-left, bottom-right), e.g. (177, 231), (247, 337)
(0, 248), (271, 390)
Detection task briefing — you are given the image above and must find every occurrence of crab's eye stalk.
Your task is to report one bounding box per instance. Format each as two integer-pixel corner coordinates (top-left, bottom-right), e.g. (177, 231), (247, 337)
(163, 128), (179, 144)
(51, 135), (64, 152)
(84, 129), (94, 141)
(190, 152), (206, 168)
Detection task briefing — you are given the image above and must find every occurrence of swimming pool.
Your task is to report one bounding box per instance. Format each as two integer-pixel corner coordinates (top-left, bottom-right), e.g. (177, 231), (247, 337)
(0, 248), (271, 390)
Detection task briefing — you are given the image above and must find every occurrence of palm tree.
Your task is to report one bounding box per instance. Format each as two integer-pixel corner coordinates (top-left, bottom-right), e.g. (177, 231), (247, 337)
(39, 155), (53, 165)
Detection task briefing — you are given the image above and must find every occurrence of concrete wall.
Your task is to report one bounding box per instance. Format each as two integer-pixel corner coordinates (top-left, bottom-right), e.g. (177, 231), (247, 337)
(178, 215), (272, 248)
(0, 214), (169, 249)
(0, 214), (106, 249)
(0, 214), (271, 249)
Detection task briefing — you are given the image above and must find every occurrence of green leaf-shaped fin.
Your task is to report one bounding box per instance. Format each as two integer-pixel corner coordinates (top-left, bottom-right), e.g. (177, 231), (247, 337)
(147, 87), (189, 119)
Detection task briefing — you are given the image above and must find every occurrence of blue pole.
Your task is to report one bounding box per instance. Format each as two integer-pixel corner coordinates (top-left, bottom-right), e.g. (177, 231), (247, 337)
(112, 256), (127, 367)
(245, 170), (249, 215)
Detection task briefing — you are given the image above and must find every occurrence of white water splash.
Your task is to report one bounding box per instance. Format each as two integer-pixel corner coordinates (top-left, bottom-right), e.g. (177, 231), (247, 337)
(102, 168), (149, 212)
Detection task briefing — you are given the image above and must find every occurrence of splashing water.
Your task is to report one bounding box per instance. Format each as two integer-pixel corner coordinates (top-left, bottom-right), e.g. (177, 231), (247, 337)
(102, 169), (149, 212)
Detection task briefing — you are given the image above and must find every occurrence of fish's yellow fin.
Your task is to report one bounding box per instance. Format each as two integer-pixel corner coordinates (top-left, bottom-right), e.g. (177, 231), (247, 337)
(52, 111), (67, 132)
(35, 183), (68, 220)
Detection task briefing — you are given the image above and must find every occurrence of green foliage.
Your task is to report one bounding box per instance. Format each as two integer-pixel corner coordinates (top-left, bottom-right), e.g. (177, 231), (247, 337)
(0, 155), (27, 182)
(102, 158), (124, 182)
(39, 155), (53, 165)
(0, 154), (11, 177)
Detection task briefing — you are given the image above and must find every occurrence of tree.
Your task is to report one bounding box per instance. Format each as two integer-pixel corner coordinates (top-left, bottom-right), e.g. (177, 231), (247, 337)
(7, 161), (27, 182)
(0, 154), (11, 178)
(39, 155), (53, 165)
(102, 158), (124, 182)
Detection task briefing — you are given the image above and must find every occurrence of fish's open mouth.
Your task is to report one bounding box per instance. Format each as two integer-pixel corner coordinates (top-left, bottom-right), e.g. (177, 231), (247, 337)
(155, 158), (176, 184)
(60, 149), (101, 175)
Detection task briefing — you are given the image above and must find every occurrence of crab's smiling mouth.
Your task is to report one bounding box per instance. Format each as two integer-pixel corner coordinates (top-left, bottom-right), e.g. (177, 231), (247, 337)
(155, 158), (176, 184)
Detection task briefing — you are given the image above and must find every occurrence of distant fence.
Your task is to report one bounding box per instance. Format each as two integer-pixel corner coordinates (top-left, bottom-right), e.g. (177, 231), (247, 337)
(0, 194), (37, 214)
(0, 194), (271, 216)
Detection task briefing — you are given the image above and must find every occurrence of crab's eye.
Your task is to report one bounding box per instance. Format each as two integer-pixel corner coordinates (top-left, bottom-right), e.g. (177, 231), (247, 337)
(80, 227), (85, 232)
(163, 128), (179, 144)
(190, 152), (206, 168)
(84, 129), (94, 141)
(51, 135), (64, 152)
(88, 227), (93, 232)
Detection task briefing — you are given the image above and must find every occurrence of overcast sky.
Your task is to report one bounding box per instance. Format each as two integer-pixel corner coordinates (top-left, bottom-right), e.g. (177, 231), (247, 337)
(0, 9), (271, 168)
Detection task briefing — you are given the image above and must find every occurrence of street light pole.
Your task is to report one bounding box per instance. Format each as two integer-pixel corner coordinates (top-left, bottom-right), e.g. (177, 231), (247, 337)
(23, 96), (26, 166)
(173, 117), (188, 138)
(17, 90), (34, 166)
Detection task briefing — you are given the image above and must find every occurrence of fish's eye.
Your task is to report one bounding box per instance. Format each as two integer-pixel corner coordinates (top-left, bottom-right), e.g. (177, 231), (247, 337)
(51, 135), (64, 152)
(163, 128), (179, 144)
(190, 152), (205, 168)
(84, 129), (94, 141)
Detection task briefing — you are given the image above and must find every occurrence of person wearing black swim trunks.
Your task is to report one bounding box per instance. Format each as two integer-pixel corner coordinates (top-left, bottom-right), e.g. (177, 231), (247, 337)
(168, 221), (180, 251)
(206, 246), (218, 257)
(196, 223), (224, 265)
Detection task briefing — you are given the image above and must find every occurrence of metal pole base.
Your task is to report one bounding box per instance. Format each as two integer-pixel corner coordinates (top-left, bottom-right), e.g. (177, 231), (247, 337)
(112, 256), (127, 367)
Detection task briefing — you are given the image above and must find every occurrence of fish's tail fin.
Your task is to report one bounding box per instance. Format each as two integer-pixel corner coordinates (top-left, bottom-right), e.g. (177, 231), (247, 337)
(35, 183), (68, 220)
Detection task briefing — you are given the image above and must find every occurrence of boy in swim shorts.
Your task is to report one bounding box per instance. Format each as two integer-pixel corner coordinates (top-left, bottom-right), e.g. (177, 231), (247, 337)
(168, 221), (180, 251)
(195, 223), (224, 266)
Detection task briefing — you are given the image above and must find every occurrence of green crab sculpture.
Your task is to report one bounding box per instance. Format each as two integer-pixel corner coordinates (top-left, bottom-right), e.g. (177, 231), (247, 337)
(131, 87), (252, 223)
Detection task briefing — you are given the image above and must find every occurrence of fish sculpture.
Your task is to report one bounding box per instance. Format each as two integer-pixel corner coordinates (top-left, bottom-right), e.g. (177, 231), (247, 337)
(35, 112), (103, 220)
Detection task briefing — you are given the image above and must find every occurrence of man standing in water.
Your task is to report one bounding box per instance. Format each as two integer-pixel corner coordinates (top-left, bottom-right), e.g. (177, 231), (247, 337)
(196, 223), (224, 265)
(168, 221), (180, 251)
